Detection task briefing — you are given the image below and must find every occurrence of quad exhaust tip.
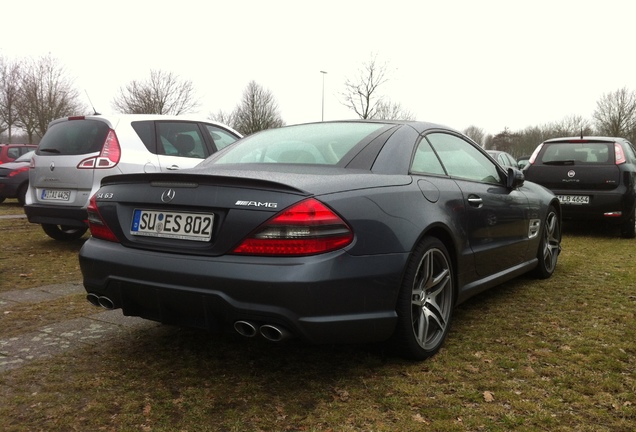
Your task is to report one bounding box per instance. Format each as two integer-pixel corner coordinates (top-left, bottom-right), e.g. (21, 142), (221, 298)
(86, 293), (116, 310)
(234, 320), (292, 342)
(234, 320), (258, 337)
(259, 324), (291, 342)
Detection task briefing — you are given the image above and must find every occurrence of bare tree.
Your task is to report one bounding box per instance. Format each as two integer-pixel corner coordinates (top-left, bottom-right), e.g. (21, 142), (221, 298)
(463, 125), (486, 146)
(549, 114), (594, 137)
(374, 100), (415, 121)
(0, 56), (23, 142)
(489, 127), (522, 155)
(341, 55), (389, 119)
(112, 69), (200, 115)
(593, 87), (636, 141)
(208, 109), (237, 128)
(232, 80), (284, 136)
(341, 55), (414, 121)
(16, 54), (86, 141)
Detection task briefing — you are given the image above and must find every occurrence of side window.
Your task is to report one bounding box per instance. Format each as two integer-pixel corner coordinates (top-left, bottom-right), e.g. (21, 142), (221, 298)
(426, 133), (502, 184)
(7, 147), (20, 159)
(204, 125), (240, 150)
(411, 137), (446, 175)
(156, 122), (207, 159)
(131, 121), (156, 153)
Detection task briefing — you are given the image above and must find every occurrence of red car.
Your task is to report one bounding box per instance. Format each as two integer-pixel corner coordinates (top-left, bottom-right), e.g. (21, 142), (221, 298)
(0, 143), (37, 164)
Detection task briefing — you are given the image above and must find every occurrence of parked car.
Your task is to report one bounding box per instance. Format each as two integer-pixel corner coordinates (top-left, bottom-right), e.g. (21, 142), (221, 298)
(24, 114), (241, 241)
(0, 150), (34, 205)
(79, 120), (562, 361)
(0, 143), (37, 164)
(517, 155), (531, 170)
(524, 136), (636, 238)
(486, 150), (519, 169)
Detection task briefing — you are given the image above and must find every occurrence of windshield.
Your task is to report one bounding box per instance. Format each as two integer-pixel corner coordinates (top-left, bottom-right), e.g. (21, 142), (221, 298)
(202, 122), (387, 166)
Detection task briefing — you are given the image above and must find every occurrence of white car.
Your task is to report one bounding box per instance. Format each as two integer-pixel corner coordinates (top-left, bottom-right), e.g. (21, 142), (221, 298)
(25, 114), (241, 240)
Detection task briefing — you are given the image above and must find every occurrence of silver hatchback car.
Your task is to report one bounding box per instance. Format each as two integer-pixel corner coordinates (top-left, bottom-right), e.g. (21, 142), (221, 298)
(25, 114), (241, 240)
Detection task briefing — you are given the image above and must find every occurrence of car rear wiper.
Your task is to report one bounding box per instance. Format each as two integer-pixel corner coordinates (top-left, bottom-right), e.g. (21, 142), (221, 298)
(39, 148), (61, 154)
(543, 160), (575, 165)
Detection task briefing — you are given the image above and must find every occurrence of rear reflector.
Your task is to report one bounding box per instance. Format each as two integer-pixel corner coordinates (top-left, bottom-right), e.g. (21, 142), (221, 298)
(604, 211), (622, 218)
(232, 198), (353, 256)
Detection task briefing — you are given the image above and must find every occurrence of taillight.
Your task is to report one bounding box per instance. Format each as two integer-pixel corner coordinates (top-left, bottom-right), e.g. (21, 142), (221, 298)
(232, 198), (354, 256)
(615, 143), (626, 165)
(78, 129), (121, 169)
(8, 166), (29, 177)
(528, 143), (544, 165)
(87, 194), (119, 242)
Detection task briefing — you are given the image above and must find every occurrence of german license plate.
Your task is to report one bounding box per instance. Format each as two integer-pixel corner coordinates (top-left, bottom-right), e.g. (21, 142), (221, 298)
(557, 195), (589, 205)
(41, 189), (71, 201)
(131, 209), (214, 241)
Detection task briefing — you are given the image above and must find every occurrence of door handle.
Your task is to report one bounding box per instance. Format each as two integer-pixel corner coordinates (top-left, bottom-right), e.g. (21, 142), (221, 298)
(166, 165), (180, 171)
(467, 195), (483, 208)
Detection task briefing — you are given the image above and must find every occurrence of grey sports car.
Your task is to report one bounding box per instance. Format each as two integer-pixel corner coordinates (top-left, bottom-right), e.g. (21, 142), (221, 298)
(79, 120), (562, 360)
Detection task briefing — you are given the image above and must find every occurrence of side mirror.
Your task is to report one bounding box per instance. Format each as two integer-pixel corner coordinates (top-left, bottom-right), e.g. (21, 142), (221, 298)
(506, 167), (525, 189)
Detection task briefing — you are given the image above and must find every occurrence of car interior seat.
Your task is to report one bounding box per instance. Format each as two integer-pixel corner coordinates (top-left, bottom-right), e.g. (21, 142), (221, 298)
(174, 134), (196, 157)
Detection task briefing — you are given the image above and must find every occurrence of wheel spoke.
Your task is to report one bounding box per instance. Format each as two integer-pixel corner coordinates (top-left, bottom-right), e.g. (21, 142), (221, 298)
(411, 248), (452, 349)
(542, 213), (560, 271)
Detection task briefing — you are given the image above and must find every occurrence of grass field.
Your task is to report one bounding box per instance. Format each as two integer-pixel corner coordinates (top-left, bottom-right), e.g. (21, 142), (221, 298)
(1, 199), (634, 431)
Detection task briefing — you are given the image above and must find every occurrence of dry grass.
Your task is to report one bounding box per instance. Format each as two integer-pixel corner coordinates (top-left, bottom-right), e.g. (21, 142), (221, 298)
(0, 202), (634, 431)
(0, 199), (86, 292)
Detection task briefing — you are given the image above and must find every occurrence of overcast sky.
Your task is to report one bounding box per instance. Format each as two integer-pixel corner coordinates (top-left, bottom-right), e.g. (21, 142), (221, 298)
(4, 0), (636, 135)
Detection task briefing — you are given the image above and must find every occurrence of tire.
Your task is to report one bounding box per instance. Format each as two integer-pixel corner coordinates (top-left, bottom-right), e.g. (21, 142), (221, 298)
(17, 183), (28, 206)
(532, 205), (561, 279)
(392, 237), (455, 361)
(620, 206), (636, 239)
(41, 224), (87, 241)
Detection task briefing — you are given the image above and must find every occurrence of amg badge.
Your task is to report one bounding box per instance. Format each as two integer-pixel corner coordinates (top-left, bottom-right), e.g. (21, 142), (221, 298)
(235, 200), (278, 208)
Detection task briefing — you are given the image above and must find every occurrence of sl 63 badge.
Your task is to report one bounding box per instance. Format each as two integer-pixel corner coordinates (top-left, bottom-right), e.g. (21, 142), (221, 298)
(96, 192), (114, 199)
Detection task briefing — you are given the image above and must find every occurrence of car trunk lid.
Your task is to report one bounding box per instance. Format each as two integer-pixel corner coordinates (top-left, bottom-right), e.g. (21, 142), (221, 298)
(92, 168), (411, 256)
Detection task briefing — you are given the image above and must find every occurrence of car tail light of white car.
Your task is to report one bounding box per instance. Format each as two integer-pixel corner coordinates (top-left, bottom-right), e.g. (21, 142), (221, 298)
(77, 130), (122, 169)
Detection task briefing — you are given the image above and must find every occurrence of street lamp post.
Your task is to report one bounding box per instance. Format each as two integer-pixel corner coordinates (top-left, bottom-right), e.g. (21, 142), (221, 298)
(320, 70), (327, 121)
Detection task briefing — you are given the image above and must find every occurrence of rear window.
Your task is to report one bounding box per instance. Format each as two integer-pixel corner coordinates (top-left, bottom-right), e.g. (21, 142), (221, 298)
(539, 143), (612, 164)
(207, 122), (386, 165)
(38, 120), (109, 155)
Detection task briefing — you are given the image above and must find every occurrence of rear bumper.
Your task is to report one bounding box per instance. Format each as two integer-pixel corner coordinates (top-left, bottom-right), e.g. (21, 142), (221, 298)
(553, 189), (635, 222)
(24, 203), (88, 227)
(79, 238), (408, 344)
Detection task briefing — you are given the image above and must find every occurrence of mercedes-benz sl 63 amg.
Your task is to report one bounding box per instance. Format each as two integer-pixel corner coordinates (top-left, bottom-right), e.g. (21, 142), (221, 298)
(80, 120), (562, 360)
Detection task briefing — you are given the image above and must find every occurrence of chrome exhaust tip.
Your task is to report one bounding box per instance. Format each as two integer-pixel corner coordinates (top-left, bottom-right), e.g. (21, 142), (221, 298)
(259, 324), (291, 342)
(97, 296), (115, 310)
(86, 293), (101, 307)
(234, 320), (258, 337)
